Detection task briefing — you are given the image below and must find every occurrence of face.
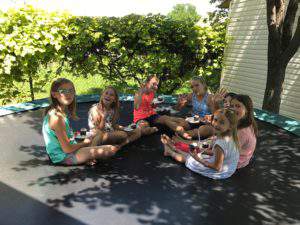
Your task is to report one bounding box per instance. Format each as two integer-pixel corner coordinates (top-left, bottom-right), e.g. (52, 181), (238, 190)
(102, 88), (116, 106)
(230, 99), (247, 121)
(146, 77), (159, 91)
(53, 82), (75, 106)
(212, 111), (230, 135)
(224, 96), (232, 108)
(190, 80), (205, 95)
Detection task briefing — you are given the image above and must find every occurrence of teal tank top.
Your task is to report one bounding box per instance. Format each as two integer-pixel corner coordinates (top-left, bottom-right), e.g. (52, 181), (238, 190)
(42, 111), (77, 163)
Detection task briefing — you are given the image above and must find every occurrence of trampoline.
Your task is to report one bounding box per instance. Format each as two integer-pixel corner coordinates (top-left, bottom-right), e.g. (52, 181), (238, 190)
(0, 100), (299, 225)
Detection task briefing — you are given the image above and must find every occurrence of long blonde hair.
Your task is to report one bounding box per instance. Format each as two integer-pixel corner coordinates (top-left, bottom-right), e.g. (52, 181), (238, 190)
(217, 108), (239, 150)
(44, 78), (77, 119)
(98, 86), (120, 122)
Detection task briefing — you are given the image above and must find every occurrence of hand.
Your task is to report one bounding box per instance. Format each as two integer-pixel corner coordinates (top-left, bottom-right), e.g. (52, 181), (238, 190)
(99, 110), (108, 119)
(139, 84), (147, 95)
(83, 137), (92, 145)
(178, 94), (188, 106)
(212, 88), (227, 106)
(189, 148), (198, 158)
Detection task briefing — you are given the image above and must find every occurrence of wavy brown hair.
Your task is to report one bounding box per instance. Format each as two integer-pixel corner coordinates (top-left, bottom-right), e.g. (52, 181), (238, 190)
(232, 94), (258, 137)
(44, 78), (77, 119)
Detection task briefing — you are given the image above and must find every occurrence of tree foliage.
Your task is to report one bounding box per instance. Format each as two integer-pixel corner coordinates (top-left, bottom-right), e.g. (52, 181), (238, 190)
(0, 5), (227, 104)
(167, 3), (200, 24)
(0, 5), (72, 103)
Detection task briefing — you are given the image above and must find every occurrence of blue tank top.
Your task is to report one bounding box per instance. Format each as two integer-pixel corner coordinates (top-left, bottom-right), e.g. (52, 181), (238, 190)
(192, 93), (211, 117)
(42, 110), (77, 163)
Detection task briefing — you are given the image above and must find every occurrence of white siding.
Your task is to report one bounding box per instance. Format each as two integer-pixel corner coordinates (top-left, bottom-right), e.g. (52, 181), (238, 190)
(221, 0), (300, 120)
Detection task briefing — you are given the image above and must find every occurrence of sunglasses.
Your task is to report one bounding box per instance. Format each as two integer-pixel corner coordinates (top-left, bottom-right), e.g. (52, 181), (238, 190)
(58, 88), (75, 95)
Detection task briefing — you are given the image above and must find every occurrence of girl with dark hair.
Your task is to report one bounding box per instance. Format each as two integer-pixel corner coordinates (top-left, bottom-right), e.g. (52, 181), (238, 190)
(224, 92), (237, 108)
(231, 94), (258, 168)
(42, 78), (120, 166)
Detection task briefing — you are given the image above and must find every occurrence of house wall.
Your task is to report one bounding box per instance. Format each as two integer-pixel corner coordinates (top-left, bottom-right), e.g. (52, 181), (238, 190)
(221, 0), (300, 120)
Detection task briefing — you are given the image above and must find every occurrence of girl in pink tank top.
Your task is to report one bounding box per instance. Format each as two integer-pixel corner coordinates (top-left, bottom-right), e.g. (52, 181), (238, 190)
(231, 95), (258, 168)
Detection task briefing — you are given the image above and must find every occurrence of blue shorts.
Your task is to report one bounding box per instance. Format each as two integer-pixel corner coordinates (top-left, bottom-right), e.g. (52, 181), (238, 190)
(136, 114), (161, 127)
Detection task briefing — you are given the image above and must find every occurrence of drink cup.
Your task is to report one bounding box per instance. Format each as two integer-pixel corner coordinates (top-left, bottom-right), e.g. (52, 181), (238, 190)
(157, 96), (163, 102)
(189, 142), (200, 153)
(201, 141), (209, 149)
(130, 123), (137, 129)
(193, 115), (200, 122)
(80, 128), (87, 136)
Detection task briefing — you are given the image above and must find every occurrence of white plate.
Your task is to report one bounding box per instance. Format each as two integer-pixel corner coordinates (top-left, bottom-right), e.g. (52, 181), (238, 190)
(185, 117), (201, 124)
(123, 126), (134, 132)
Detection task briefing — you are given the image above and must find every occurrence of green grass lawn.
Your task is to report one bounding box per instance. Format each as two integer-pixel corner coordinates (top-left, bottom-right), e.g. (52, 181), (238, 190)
(2, 71), (189, 106)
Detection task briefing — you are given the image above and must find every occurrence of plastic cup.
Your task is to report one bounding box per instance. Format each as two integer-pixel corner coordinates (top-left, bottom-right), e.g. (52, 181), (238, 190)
(80, 128), (87, 136)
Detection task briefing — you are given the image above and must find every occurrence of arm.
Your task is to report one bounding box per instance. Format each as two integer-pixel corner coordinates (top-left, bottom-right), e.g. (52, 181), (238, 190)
(134, 86), (146, 110)
(49, 114), (90, 154)
(174, 93), (192, 110)
(190, 145), (224, 171)
(112, 110), (123, 130)
(208, 88), (227, 113)
(90, 107), (105, 131)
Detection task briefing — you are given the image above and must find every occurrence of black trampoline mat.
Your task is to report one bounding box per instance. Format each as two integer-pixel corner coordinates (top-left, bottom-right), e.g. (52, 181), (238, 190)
(0, 101), (299, 225)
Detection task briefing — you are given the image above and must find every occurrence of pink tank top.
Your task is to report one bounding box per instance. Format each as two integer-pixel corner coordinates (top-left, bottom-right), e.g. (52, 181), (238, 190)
(237, 126), (257, 168)
(133, 91), (157, 123)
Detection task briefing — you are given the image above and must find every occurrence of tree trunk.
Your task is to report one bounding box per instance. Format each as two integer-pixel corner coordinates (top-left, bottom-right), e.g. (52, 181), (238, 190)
(262, 61), (286, 113)
(29, 75), (35, 101)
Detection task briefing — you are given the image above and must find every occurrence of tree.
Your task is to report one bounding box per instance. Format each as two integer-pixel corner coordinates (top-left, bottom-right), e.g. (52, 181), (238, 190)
(167, 4), (200, 24)
(263, 0), (300, 113)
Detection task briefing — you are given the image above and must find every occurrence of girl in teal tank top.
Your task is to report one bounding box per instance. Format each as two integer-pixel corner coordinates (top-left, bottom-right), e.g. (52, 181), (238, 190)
(42, 78), (120, 165)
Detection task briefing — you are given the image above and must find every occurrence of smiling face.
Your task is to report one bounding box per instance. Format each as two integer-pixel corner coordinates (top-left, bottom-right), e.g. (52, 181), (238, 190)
(52, 82), (75, 107)
(230, 99), (247, 121)
(101, 88), (116, 106)
(224, 96), (232, 108)
(146, 77), (159, 91)
(190, 80), (206, 96)
(212, 110), (231, 135)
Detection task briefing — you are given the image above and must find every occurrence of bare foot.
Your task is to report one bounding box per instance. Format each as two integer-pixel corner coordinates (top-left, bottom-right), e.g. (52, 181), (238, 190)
(141, 126), (158, 136)
(175, 126), (184, 132)
(163, 146), (172, 157)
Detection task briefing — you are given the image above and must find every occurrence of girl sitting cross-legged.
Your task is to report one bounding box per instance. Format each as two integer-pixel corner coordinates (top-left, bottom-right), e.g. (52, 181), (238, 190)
(134, 74), (194, 139)
(175, 76), (226, 139)
(161, 108), (240, 179)
(42, 78), (120, 166)
(88, 86), (143, 146)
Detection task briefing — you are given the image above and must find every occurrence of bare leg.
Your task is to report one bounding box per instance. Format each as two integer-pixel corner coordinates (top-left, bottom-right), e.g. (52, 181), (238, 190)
(156, 115), (192, 139)
(187, 125), (215, 139)
(74, 145), (120, 164)
(125, 128), (142, 143)
(167, 116), (190, 130)
(137, 120), (158, 136)
(160, 134), (188, 161)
